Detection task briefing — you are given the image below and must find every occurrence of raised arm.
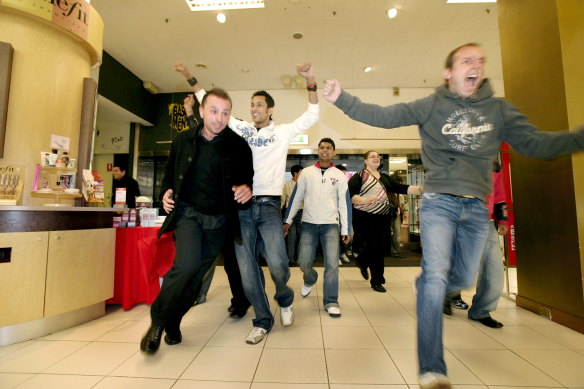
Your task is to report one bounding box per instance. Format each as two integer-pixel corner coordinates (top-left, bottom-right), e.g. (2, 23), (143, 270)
(174, 61), (203, 93)
(297, 63), (318, 104)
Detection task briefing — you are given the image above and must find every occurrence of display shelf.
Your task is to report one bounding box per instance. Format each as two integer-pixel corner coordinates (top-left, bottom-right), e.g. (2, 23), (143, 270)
(39, 166), (77, 174)
(31, 191), (81, 206)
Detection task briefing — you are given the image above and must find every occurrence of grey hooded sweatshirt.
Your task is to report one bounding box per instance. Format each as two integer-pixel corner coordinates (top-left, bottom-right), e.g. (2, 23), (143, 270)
(334, 80), (584, 201)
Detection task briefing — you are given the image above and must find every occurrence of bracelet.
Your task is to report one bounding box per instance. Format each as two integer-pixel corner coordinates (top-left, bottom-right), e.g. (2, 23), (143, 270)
(306, 83), (317, 92)
(187, 77), (198, 86)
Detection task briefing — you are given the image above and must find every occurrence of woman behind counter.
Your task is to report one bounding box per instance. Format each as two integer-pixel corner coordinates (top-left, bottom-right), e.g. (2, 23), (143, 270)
(348, 151), (422, 292)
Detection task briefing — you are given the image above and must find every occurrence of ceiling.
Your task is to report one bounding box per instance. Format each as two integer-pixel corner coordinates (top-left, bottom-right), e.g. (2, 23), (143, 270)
(91, 0), (503, 94)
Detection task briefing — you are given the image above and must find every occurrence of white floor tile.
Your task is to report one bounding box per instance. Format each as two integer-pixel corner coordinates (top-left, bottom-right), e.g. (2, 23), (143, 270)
(182, 346), (261, 381)
(175, 380), (251, 389)
(95, 320), (151, 343)
(43, 342), (138, 375)
(14, 373), (103, 389)
(514, 349), (584, 387)
(111, 345), (201, 379)
(265, 325), (324, 348)
(93, 376), (176, 389)
(323, 325), (384, 349)
(374, 325), (416, 350)
(254, 348), (327, 383)
(450, 349), (561, 386)
(0, 340), (88, 373)
(326, 349), (405, 384)
(1, 265), (583, 388)
(0, 372), (34, 389)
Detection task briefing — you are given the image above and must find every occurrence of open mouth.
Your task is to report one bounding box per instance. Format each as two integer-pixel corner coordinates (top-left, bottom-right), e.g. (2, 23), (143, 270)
(465, 74), (479, 89)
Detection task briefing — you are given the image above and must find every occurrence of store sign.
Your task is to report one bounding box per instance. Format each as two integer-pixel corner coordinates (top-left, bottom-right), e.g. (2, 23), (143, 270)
(0, 0), (90, 40)
(290, 134), (308, 145)
(168, 103), (191, 132)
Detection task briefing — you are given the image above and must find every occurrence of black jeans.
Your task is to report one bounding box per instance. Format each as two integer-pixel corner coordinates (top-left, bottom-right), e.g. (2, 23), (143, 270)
(352, 209), (390, 286)
(151, 206), (225, 327)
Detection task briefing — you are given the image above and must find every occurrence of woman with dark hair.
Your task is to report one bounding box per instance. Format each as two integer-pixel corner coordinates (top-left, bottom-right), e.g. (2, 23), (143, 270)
(348, 151), (422, 292)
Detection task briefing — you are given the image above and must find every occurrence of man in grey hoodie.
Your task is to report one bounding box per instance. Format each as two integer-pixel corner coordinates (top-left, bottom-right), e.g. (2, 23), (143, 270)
(323, 43), (584, 389)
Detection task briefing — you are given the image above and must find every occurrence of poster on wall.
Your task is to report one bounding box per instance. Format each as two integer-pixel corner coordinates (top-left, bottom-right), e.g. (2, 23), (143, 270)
(168, 103), (191, 132)
(0, 42), (13, 158)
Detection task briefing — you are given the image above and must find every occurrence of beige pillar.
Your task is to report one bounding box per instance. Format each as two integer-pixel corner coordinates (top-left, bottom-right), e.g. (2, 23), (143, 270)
(498, 0), (584, 333)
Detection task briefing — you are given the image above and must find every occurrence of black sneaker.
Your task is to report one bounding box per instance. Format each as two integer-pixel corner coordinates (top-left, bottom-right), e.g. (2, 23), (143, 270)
(450, 297), (469, 310)
(443, 297), (452, 316)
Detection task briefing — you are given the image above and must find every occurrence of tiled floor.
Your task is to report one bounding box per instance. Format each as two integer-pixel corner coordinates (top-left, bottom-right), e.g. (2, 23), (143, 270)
(1, 266), (584, 388)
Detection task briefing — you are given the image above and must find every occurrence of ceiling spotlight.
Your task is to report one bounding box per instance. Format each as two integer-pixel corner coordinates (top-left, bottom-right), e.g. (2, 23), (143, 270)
(217, 12), (226, 23)
(292, 32), (303, 39)
(364, 66), (373, 73)
(387, 8), (398, 18)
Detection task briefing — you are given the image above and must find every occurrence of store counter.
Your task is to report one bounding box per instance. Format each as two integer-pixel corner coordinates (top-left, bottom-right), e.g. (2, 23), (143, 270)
(0, 206), (116, 346)
(108, 227), (175, 309)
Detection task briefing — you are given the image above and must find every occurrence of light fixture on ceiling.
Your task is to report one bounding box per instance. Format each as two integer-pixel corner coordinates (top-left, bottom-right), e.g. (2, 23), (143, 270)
(364, 66), (373, 73)
(387, 8), (398, 19)
(390, 158), (406, 163)
(143, 81), (159, 94)
(216, 12), (226, 23)
(446, 0), (496, 3)
(292, 32), (303, 40)
(185, 0), (264, 11)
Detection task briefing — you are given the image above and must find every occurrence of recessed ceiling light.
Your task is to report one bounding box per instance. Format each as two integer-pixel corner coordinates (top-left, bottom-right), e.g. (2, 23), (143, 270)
(196, 63), (207, 69)
(292, 32), (303, 39)
(216, 12), (226, 23)
(185, 0), (264, 11)
(387, 8), (398, 18)
(364, 66), (373, 73)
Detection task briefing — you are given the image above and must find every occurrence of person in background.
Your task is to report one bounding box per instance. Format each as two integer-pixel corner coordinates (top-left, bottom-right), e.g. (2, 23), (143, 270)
(284, 138), (351, 318)
(140, 88), (253, 354)
(112, 164), (140, 208)
(282, 165), (303, 266)
(336, 164), (352, 265)
(348, 151), (421, 293)
(324, 42), (584, 388)
(445, 161), (509, 329)
(389, 174), (406, 259)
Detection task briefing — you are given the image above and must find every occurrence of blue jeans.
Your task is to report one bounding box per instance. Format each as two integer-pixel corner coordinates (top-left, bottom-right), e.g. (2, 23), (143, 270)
(235, 199), (294, 331)
(287, 209), (303, 264)
(416, 193), (488, 376)
(390, 216), (401, 255)
(468, 222), (504, 320)
(297, 223), (340, 309)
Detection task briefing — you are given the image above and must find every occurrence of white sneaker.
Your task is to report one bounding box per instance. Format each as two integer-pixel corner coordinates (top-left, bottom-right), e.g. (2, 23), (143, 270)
(326, 306), (342, 318)
(301, 284), (312, 297)
(339, 259), (343, 266)
(340, 253), (350, 263)
(280, 305), (294, 326)
(418, 372), (451, 389)
(245, 327), (268, 344)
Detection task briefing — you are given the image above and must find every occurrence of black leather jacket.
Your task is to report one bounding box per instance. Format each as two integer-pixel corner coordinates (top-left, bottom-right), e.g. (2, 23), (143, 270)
(158, 122), (253, 242)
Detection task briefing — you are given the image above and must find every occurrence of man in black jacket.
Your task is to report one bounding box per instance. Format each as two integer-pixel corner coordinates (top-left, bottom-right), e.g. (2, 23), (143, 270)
(140, 88), (254, 354)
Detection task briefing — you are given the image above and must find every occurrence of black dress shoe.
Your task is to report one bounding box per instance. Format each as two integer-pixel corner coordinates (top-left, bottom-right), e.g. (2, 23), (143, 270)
(227, 304), (234, 313)
(472, 316), (504, 328)
(164, 326), (182, 345)
(359, 265), (369, 281)
(371, 284), (386, 293)
(140, 325), (164, 353)
(229, 308), (248, 318)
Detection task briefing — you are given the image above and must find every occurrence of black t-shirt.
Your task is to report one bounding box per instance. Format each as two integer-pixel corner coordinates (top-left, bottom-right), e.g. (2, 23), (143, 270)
(112, 175), (141, 208)
(179, 131), (224, 215)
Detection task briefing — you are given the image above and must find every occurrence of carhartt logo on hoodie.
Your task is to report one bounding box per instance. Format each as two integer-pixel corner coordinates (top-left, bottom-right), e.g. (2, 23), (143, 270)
(442, 108), (494, 152)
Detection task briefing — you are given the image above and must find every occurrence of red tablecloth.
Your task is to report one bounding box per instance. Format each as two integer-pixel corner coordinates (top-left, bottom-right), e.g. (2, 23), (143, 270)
(107, 227), (175, 309)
